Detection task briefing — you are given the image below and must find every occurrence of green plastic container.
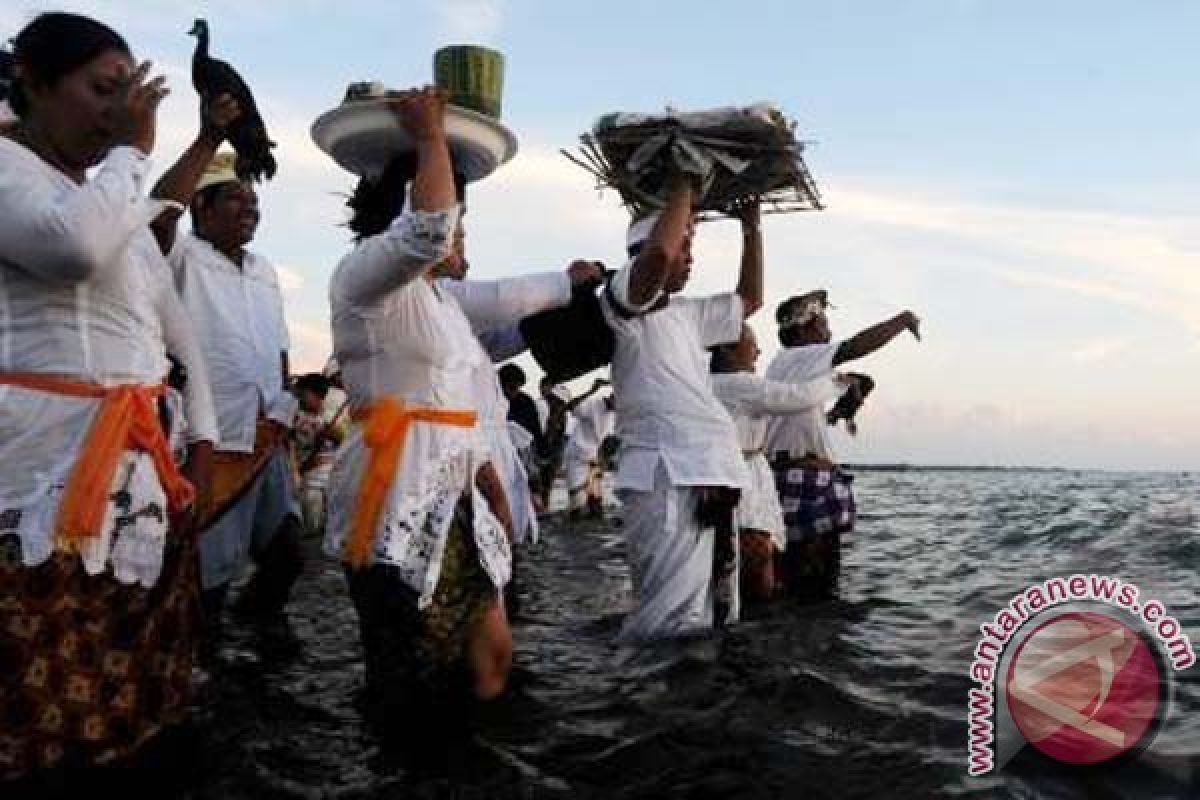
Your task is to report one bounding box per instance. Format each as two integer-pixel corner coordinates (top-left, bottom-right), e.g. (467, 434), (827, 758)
(434, 45), (505, 119)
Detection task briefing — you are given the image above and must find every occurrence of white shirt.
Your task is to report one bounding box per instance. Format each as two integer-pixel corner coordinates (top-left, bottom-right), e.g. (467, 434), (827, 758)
(764, 342), (841, 461)
(438, 272), (571, 440)
(170, 232), (294, 453)
(600, 261), (747, 492)
(566, 393), (615, 459)
(326, 207), (511, 605)
(711, 372), (832, 453)
(439, 271), (572, 545)
(0, 139), (218, 577)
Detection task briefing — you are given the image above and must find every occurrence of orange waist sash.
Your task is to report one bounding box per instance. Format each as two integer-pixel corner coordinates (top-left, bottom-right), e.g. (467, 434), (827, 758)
(346, 395), (476, 569)
(0, 372), (194, 550)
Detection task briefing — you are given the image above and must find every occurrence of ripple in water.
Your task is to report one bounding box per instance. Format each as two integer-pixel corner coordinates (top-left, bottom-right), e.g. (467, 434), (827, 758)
(146, 470), (1200, 798)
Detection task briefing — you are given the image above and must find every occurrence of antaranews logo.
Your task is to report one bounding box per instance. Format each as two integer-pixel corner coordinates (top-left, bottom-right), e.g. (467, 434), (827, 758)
(966, 574), (1194, 776)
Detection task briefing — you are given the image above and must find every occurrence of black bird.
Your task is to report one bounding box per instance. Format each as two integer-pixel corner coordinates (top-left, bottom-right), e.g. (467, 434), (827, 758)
(826, 373), (876, 435)
(188, 18), (276, 182)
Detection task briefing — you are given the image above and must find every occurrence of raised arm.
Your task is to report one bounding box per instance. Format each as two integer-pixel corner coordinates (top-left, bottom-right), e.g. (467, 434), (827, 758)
(150, 93), (240, 254)
(0, 61), (168, 283)
(441, 270), (569, 332)
(627, 178), (694, 308)
(732, 198), (763, 317)
(407, 88), (457, 215)
(332, 88), (460, 304)
(834, 311), (921, 366)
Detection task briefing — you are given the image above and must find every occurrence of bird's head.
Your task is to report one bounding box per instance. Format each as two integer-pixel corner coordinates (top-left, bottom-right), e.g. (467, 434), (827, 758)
(188, 19), (208, 38)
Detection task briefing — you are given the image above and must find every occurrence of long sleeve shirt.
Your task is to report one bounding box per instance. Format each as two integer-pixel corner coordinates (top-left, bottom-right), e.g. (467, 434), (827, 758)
(169, 233), (295, 453)
(710, 372), (832, 453)
(0, 138), (217, 572)
(325, 206), (512, 604)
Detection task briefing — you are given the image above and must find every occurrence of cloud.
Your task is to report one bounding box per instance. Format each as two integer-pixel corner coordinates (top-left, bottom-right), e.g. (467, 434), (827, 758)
(828, 181), (1200, 334)
(431, 0), (505, 45)
(1066, 338), (1128, 363)
(287, 318), (333, 374)
(275, 265), (306, 292)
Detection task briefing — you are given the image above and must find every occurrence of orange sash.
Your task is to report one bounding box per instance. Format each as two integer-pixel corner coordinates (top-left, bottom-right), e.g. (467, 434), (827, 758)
(346, 395), (476, 569)
(0, 373), (194, 550)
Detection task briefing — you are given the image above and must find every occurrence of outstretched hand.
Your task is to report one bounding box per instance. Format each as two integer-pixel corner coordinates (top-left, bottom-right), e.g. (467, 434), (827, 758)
(390, 86), (448, 142)
(901, 311), (922, 341)
(115, 61), (169, 155)
(728, 195), (761, 228)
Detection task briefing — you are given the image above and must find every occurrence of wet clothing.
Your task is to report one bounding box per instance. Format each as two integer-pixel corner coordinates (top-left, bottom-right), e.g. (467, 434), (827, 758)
(0, 138), (216, 776)
(772, 456), (856, 599)
(600, 260), (747, 641)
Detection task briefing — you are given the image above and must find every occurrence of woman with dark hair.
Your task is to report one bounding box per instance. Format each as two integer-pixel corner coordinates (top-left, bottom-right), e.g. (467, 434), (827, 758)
(0, 12), (218, 780)
(324, 88), (519, 712)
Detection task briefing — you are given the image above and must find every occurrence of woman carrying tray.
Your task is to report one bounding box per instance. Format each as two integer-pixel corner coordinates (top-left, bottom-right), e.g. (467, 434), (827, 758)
(600, 177), (763, 641)
(322, 88), (517, 709)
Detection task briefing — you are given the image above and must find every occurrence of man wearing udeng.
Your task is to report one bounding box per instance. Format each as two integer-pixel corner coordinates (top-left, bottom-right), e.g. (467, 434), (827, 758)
(601, 175), (763, 641)
(157, 144), (303, 627)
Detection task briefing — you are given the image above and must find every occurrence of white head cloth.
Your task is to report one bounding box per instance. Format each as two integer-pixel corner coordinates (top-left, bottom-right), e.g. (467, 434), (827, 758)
(778, 291), (830, 329)
(196, 151), (240, 192)
(625, 212), (662, 254)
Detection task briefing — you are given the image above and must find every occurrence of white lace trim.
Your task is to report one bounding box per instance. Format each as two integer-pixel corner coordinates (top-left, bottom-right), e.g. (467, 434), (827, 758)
(0, 451), (171, 588)
(325, 442), (511, 609)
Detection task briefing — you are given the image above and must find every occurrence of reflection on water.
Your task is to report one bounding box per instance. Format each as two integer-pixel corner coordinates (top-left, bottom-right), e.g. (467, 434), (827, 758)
(179, 470), (1200, 798)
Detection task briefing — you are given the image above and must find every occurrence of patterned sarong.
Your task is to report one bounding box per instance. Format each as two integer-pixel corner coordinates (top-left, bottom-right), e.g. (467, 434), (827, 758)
(345, 499), (495, 703)
(0, 523), (199, 778)
(772, 456), (856, 600)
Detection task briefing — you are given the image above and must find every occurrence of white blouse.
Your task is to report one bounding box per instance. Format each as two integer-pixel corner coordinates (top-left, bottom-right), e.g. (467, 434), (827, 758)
(0, 138), (218, 584)
(438, 271), (572, 546)
(326, 207), (511, 606)
(710, 372), (832, 453)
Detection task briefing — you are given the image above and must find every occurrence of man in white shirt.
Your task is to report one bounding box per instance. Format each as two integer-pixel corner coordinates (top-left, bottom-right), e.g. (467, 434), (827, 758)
(564, 390), (616, 518)
(600, 177), (763, 641)
(765, 290), (920, 600)
(154, 151), (304, 626)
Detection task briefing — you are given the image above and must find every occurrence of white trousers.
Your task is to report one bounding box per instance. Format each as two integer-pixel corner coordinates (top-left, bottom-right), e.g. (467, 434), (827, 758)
(618, 466), (739, 642)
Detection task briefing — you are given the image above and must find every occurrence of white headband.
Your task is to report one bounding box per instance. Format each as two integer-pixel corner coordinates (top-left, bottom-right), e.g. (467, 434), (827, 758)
(778, 295), (830, 329)
(625, 212), (662, 254)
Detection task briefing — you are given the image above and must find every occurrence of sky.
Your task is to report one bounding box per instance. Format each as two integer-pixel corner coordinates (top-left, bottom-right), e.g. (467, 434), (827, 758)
(4, 1), (1198, 471)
